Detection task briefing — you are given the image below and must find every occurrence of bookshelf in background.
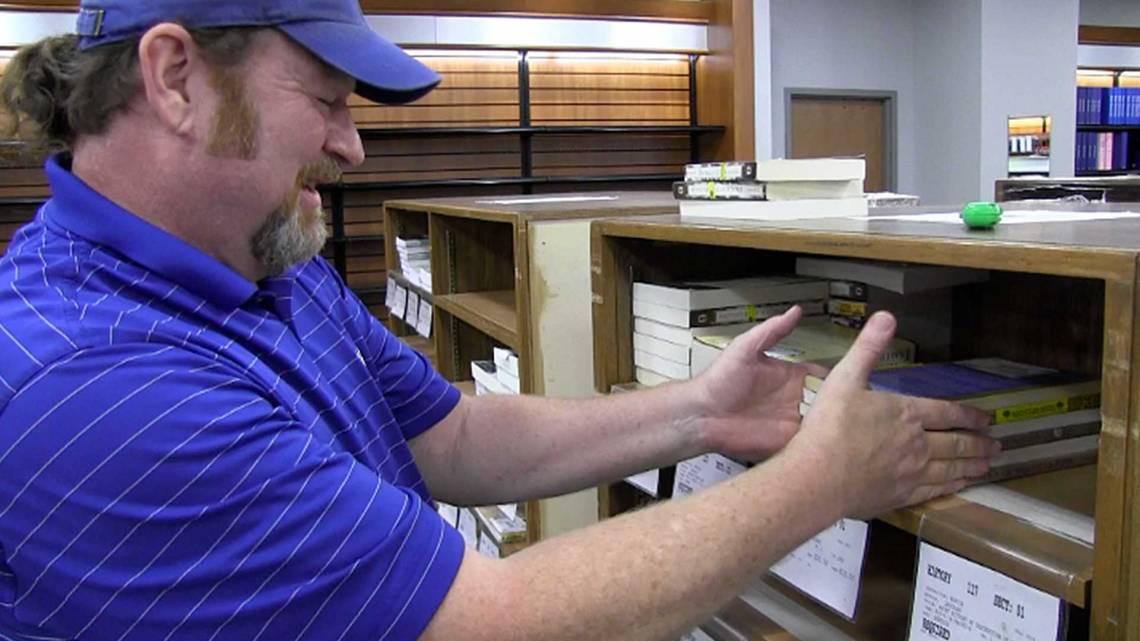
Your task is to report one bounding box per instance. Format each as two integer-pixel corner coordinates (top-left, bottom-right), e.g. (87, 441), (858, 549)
(1076, 67), (1140, 176)
(382, 192), (678, 553)
(1007, 115), (1050, 177)
(591, 203), (1140, 641)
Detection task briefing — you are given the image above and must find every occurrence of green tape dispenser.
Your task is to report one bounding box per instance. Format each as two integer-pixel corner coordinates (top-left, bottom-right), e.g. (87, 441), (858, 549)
(961, 202), (1002, 229)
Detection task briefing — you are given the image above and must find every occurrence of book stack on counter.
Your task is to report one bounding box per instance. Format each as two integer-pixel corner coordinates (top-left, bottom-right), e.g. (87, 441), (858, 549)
(674, 158), (868, 221)
(631, 276), (831, 386)
(801, 358), (1101, 483)
(395, 236), (432, 293)
(794, 256), (989, 360)
(469, 347), (520, 395)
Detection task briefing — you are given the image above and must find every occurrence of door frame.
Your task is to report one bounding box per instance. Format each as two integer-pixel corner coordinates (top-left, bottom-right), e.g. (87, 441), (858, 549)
(784, 88), (898, 192)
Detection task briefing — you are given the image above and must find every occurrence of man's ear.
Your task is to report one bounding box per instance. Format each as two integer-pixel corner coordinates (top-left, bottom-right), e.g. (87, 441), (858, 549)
(136, 23), (205, 136)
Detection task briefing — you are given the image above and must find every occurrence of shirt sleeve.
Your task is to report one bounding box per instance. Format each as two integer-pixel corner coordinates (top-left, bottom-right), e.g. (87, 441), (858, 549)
(356, 310), (461, 442)
(0, 344), (465, 641)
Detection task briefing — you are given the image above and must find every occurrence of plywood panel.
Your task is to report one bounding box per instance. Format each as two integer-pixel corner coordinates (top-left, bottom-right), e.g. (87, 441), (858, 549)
(790, 95), (887, 192)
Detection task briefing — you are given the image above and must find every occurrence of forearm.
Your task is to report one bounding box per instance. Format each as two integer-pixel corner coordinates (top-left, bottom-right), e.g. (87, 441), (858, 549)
(425, 445), (843, 641)
(423, 381), (709, 505)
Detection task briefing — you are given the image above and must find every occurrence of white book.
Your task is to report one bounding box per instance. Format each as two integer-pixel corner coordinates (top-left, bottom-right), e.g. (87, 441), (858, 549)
(493, 347), (520, 377)
(632, 298), (825, 329)
(495, 367), (521, 395)
(633, 276), (829, 311)
(795, 256), (989, 295)
(635, 367), (676, 387)
(632, 331), (691, 365)
(395, 236), (430, 249)
(765, 179), (864, 201)
(633, 350), (690, 380)
(633, 317), (760, 347)
(679, 196), (868, 221)
(470, 360), (513, 395)
(752, 158), (866, 182)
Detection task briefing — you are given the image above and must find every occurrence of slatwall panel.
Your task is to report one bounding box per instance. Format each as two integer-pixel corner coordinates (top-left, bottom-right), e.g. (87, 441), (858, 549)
(348, 54), (520, 128)
(531, 132), (689, 177)
(0, 199), (40, 254)
(527, 55), (691, 125)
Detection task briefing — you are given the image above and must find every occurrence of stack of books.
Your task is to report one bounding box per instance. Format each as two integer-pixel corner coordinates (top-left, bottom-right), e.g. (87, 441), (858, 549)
(469, 347), (521, 395)
(631, 276), (830, 386)
(395, 236), (432, 293)
(799, 358), (1101, 483)
(794, 256), (989, 359)
(674, 158), (868, 221)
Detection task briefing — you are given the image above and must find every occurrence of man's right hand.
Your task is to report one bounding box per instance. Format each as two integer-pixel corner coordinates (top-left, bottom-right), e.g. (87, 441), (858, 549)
(787, 311), (998, 520)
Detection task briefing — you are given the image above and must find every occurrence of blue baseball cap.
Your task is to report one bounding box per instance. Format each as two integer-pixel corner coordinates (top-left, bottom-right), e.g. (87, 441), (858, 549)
(75, 0), (441, 104)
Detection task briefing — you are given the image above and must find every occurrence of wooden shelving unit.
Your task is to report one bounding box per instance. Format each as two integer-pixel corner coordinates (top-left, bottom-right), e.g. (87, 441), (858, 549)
(382, 191), (679, 547)
(590, 202), (1140, 641)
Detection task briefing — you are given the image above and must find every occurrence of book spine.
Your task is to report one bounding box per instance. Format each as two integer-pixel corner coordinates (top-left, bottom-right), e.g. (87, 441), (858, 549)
(989, 391), (1101, 424)
(689, 300), (825, 328)
(996, 420), (1101, 450)
(978, 448), (1098, 484)
(673, 180), (767, 200)
(827, 298), (869, 317)
(683, 161), (758, 182)
(828, 280), (869, 301)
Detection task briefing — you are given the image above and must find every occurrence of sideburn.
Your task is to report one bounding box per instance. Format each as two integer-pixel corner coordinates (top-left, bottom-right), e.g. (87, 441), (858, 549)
(206, 69), (258, 159)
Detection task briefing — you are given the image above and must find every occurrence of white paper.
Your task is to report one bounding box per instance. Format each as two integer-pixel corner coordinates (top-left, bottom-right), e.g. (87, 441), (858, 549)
(437, 502), (459, 527)
(477, 532), (500, 559)
(476, 195), (619, 205)
(384, 276), (398, 309)
(458, 508), (478, 547)
(498, 502), (518, 521)
(415, 300), (433, 337)
(391, 285), (408, 319)
(956, 485), (1094, 545)
(908, 543), (1062, 641)
(404, 292), (420, 327)
(672, 454), (747, 497)
(625, 469), (661, 496)
(866, 210), (1140, 225)
(770, 518), (869, 619)
(680, 628), (716, 641)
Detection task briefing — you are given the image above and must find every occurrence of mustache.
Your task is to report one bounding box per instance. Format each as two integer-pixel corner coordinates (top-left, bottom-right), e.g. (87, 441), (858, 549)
(298, 156), (343, 187)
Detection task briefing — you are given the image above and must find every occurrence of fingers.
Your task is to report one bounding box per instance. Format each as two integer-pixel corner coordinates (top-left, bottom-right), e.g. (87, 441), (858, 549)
(825, 312), (897, 390)
(926, 431), (1002, 460)
(921, 457), (992, 485)
(905, 480), (970, 507)
(734, 305), (803, 355)
(904, 396), (992, 431)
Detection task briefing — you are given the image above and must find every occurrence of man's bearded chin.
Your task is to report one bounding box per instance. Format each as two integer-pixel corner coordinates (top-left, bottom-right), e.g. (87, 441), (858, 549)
(251, 158), (340, 277)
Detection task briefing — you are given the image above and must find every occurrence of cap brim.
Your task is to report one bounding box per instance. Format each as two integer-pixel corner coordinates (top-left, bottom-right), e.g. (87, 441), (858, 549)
(280, 21), (440, 105)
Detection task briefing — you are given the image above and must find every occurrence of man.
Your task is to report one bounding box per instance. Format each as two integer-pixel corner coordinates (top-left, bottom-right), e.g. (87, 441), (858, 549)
(0, 1), (996, 640)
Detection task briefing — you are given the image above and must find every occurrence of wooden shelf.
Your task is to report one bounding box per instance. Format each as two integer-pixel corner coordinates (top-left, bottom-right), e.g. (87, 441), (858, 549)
(880, 466), (1095, 606)
(356, 125), (726, 139)
(1077, 124), (1140, 131)
(591, 204), (1140, 638)
(434, 290), (519, 350)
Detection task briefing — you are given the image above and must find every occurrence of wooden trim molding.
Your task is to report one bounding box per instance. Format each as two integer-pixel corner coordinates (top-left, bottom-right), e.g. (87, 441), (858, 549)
(1080, 25), (1140, 46)
(1, 1), (713, 22)
(696, 0), (754, 161)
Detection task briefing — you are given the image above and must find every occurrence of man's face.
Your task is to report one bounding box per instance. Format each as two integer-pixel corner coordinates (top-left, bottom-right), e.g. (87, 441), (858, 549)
(201, 32), (360, 278)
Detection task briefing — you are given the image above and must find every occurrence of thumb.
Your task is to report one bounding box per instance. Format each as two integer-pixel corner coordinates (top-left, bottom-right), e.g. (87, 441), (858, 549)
(826, 311), (897, 390)
(732, 305), (803, 357)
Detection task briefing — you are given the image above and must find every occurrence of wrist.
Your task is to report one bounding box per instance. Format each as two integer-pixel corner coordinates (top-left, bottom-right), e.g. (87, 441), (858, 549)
(774, 434), (851, 522)
(668, 378), (716, 457)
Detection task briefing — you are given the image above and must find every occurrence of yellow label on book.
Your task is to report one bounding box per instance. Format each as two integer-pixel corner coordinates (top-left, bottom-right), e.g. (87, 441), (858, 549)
(830, 300), (869, 316)
(993, 392), (1101, 424)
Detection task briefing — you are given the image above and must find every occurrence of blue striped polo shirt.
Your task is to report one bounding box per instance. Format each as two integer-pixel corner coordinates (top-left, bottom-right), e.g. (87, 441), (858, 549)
(0, 156), (464, 641)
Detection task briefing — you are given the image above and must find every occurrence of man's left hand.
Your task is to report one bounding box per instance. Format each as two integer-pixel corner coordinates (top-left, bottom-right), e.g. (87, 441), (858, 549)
(688, 306), (824, 462)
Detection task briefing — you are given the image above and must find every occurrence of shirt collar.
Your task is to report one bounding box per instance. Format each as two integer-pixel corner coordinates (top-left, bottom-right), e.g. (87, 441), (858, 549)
(43, 154), (258, 309)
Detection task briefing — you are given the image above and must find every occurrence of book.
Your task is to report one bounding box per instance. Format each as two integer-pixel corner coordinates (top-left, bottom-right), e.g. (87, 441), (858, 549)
(632, 298), (826, 329)
(635, 367), (677, 387)
(689, 318), (916, 377)
(795, 256), (989, 296)
(633, 276), (829, 311)
(633, 331), (691, 365)
(802, 358), (1100, 424)
(633, 317), (760, 348)
(673, 179), (864, 201)
(470, 360), (514, 395)
(633, 349), (691, 380)
(751, 158), (866, 182)
(678, 196), (868, 221)
(684, 161), (757, 182)
(982, 435), (1099, 484)
(492, 347), (520, 377)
